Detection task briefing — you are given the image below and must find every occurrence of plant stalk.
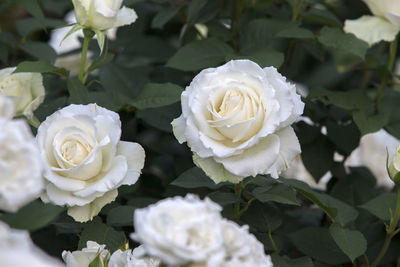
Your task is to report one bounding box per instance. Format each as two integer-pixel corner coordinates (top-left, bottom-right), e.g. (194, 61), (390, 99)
(79, 29), (93, 84)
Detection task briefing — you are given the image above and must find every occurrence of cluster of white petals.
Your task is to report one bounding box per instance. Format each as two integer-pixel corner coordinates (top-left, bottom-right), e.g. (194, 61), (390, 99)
(172, 60), (304, 183)
(0, 67), (45, 119)
(0, 221), (64, 267)
(344, 0), (400, 46)
(37, 104), (145, 222)
(131, 194), (272, 266)
(63, 242), (160, 267)
(0, 95), (45, 212)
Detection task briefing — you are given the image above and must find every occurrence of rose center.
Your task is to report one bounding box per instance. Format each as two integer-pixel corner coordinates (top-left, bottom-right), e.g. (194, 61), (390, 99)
(60, 139), (91, 165)
(217, 89), (243, 118)
(0, 77), (21, 96)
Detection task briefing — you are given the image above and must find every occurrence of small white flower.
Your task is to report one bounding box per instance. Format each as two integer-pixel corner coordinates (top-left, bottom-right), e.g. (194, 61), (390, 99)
(0, 67), (45, 119)
(0, 221), (64, 267)
(131, 194), (225, 265)
(172, 60), (304, 183)
(37, 103), (145, 222)
(108, 245), (161, 267)
(62, 241), (110, 267)
(344, 0), (400, 46)
(72, 0), (137, 31)
(0, 109), (45, 212)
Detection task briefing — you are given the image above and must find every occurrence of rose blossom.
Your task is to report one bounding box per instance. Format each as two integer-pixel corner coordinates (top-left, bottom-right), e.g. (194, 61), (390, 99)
(172, 60), (304, 183)
(0, 221), (64, 267)
(72, 0), (137, 31)
(62, 241), (109, 267)
(0, 67), (45, 119)
(108, 245), (161, 267)
(0, 95), (45, 212)
(344, 0), (400, 46)
(131, 194), (225, 265)
(37, 103), (145, 222)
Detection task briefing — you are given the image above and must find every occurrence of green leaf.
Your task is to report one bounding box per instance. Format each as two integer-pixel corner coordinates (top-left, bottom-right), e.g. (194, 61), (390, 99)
(132, 83), (183, 109)
(167, 38), (234, 71)
(318, 27), (369, 59)
(152, 6), (181, 29)
(329, 222), (367, 262)
(88, 254), (106, 267)
(276, 27), (314, 39)
(16, 18), (64, 37)
(359, 193), (396, 221)
(252, 184), (300, 206)
(87, 53), (114, 74)
(187, 0), (207, 25)
(353, 109), (389, 135)
(171, 167), (228, 189)
(67, 78), (89, 104)
(61, 24), (84, 46)
(207, 191), (241, 206)
(16, 0), (45, 24)
(326, 120), (360, 155)
(0, 201), (65, 231)
(106, 206), (135, 227)
(19, 42), (57, 63)
(235, 46), (284, 68)
(136, 103), (181, 132)
(290, 227), (348, 265)
(78, 218), (126, 253)
(14, 60), (67, 77)
(318, 193), (359, 226)
(0, 43), (8, 63)
(243, 202), (283, 232)
(271, 254), (313, 267)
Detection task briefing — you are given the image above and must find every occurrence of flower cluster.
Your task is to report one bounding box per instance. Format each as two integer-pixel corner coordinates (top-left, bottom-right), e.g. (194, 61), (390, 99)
(131, 194), (273, 267)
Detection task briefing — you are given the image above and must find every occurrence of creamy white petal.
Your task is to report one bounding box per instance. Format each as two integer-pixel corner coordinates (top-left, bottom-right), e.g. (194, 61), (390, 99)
(67, 189), (118, 222)
(386, 12), (400, 27)
(215, 134), (281, 177)
(114, 6), (138, 28)
(45, 183), (98, 206)
(193, 154), (244, 184)
(116, 141), (145, 185)
(171, 115), (187, 144)
(344, 15), (400, 46)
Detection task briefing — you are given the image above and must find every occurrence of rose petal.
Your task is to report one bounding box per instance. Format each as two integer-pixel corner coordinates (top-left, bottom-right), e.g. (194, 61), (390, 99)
(344, 15), (400, 46)
(116, 141), (145, 185)
(45, 183), (98, 206)
(114, 6), (138, 28)
(171, 115), (187, 144)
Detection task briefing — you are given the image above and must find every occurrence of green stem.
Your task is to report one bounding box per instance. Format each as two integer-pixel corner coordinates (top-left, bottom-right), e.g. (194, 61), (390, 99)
(375, 38), (398, 106)
(237, 197), (255, 218)
(78, 30), (93, 84)
(234, 182), (243, 220)
(27, 116), (40, 128)
(291, 0), (305, 22)
(371, 187), (400, 267)
(268, 230), (279, 253)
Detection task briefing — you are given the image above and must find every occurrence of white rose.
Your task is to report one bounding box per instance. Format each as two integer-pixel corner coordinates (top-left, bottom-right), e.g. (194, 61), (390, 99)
(0, 94), (14, 119)
(108, 246), (161, 267)
(37, 103), (145, 222)
(131, 194), (225, 265)
(72, 0), (138, 31)
(62, 241), (110, 267)
(172, 60), (304, 183)
(0, 117), (45, 212)
(344, 0), (400, 46)
(0, 67), (45, 119)
(0, 221), (64, 267)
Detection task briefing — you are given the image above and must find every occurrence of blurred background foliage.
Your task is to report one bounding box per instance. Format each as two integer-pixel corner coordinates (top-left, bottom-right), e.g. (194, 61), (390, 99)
(1, 0), (400, 266)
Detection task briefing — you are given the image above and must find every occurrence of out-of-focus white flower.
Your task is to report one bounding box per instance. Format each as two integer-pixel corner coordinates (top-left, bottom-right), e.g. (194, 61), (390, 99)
(108, 245), (161, 267)
(0, 221), (64, 267)
(37, 104), (145, 222)
(0, 94), (14, 119)
(344, 0), (400, 46)
(62, 241), (109, 267)
(172, 60), (304, 184)
(0, 67), (45, 119)
(0, 100), (45, 212)
(131, 194), (225, 265)
(72, 0), (137, 32)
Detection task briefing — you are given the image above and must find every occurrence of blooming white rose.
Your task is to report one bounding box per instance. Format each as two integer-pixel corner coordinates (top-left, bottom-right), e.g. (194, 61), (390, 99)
(108, 246), (161, 267)
(172, 60), (304, 183)
(131, 194), (225, 265)
(0, 106), (45, 212)
(0, 221), (64, 267)
(0, 67), (45, 119)
(0, 94), (14, 119)
(62, 241), (110, 267)
(37, 103), (145, 222)
(344, 0), (400, 46)
(72, 0), (138, 31)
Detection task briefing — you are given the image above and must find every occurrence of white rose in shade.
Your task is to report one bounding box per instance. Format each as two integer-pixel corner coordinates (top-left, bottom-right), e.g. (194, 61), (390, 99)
(109, 246), (161, 267)
(0, 94), (14, 119)
(172, 60), (304, 183)
(0, 117), (45, 212)
(72, 0), (138, 31)
(0, 67), (45, 119)
(0, 221), (64, 267)
(131, 194), (224, 265)
(62, 241), (110, 267)
(344, 0), (400, 46)
(37, 104), (145, 222)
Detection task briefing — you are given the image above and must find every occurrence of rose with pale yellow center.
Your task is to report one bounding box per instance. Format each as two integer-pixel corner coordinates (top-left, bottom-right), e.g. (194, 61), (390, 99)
(0, 67), (45, 119)
(172, 60), (304, 183)
(37, 103), (145, 222)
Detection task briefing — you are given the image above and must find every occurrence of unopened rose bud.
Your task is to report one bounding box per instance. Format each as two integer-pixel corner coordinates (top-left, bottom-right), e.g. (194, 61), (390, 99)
(389, 146), (400, 184)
